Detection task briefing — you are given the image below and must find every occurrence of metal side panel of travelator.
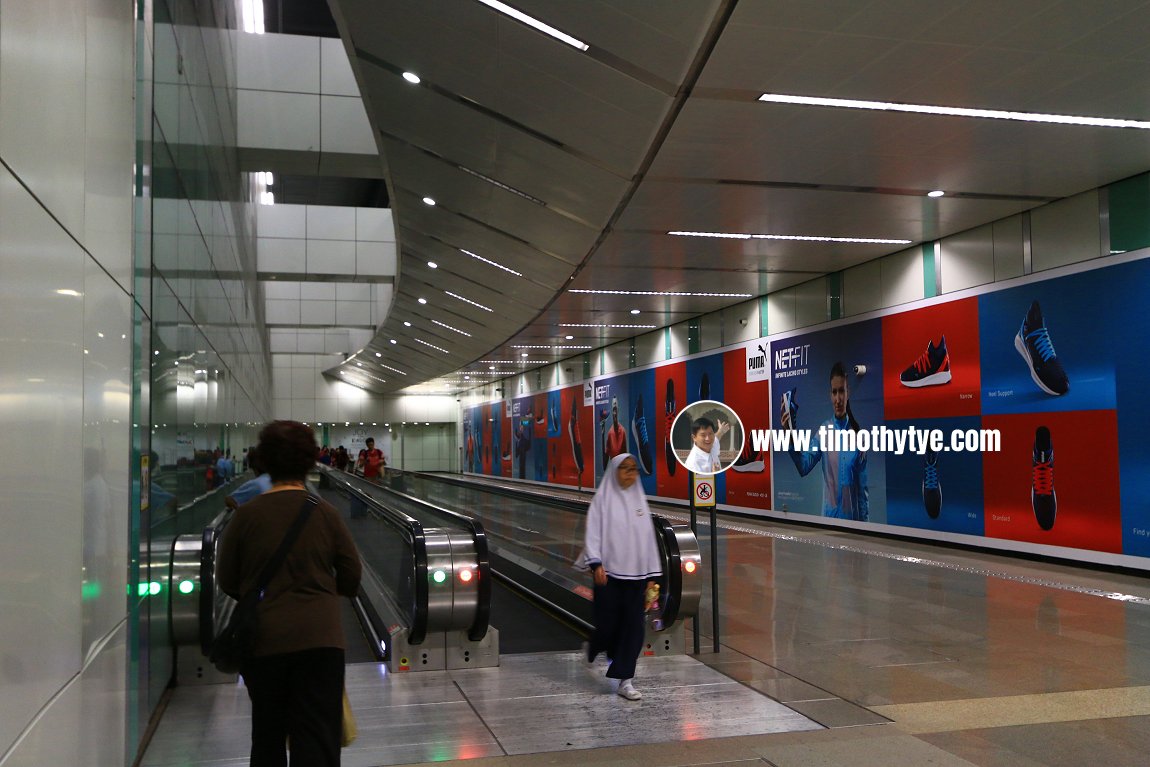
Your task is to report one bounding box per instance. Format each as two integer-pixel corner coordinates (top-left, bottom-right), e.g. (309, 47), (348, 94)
(403, 471), (702, 657)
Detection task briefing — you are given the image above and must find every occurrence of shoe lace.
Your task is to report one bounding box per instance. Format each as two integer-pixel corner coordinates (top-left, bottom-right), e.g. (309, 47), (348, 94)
(635, 414), (649, 443)
(924, 463), (939, 490)
(1025, 327), (1057, 362)
(912, 348), (934, 373)
(1033, 458), (1054, 495)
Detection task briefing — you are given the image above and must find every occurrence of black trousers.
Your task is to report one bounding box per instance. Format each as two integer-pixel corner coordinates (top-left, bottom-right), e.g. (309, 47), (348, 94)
(590, 577), (647, 680)
(241, 647), (345, 767)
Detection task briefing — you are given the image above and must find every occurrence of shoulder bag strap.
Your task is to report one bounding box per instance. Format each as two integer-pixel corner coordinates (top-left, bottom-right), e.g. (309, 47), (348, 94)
(253, 494), (318, 598)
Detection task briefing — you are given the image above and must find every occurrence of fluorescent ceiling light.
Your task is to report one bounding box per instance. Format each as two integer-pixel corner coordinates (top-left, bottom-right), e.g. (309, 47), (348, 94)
(379, 363), (407, 376)
(445, 290), (493, 312)
(565, 335), (574, 340)
(475, 0), (589, 51)
(422, 196), (436, 206)
(480, 360), (513, 364)
(390, 339), (397, 344)
(668, 230), (911, 245)
(427, 261), (438, 269)
(511, 345), (592, 350)
(414, 338), (450, 354)
(432, 319), (472, 337)
(402, 71), (421, 84)
(570, 289), (753, 297)
(375, 352), (381, 357)
(403, 321), (412, 327)
(457, 165), (544, 205)
(927, 190), (945, 198)
(56, 289), (82, 297)
(559, 323), (658, 329)
(757, 92), (1150, 130)
(460, 249), (523, 277)
(418, 297), (428, 304)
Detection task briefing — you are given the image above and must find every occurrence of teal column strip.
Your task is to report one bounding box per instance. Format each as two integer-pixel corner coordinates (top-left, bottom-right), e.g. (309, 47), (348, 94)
(1108, 172), (1150, 254)
(688, 320), (700, 354)
(923, 242), (939, 299)
(759, 296), (769, 337)
(582, 353), (591, 380)
(828, 272), (842, 320)
(664, 327), (671, 359)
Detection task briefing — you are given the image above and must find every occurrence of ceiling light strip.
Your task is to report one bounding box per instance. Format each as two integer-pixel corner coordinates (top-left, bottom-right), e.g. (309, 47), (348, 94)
(510, 345), (592, 349)
(414, 338), (450, 354)
(459, 249), (523, 277)
(378, 363), (408, 376)
(559, 323), (658, 329)
(445, 290), (495, 312)
(457, 165), (545, 205)
(475, 0), (589, 51)
(757, 93), (1150, 130)
(668, 230), (911, 245)
(432, 319), (473, 337)
(569, 289), (753, 297)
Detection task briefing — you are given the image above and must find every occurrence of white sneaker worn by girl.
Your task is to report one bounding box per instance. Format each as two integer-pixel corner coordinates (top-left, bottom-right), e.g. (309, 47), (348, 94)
(617, 679), (642, 701)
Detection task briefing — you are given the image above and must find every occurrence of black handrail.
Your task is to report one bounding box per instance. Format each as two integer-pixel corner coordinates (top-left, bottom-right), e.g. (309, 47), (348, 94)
(651, 514), (683, 626)
(198, 509), (233, 655)
(318, 466), (431, 644)
(373, 480), (492, 642)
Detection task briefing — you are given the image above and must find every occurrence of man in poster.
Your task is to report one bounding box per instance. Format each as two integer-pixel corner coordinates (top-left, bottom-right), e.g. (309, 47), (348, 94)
(780, 362), (869, 521)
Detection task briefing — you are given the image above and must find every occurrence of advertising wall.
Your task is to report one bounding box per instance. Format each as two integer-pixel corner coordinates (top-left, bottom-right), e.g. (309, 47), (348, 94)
(463, 252), (1150, 567)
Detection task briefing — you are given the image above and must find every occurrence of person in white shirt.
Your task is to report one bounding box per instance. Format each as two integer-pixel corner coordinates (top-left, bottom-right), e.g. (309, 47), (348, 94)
(576, 454), (662, 700)
(683, 416), (729, 474)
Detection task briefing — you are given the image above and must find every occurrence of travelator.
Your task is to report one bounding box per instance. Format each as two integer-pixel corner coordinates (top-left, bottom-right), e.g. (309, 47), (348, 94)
(393, 470), (703, 657)
(168, 466), (493, 680)
(166, 466), (701, 682)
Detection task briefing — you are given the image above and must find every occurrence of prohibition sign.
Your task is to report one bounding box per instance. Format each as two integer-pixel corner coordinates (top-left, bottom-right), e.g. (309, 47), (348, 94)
(693, 474), (716, 507)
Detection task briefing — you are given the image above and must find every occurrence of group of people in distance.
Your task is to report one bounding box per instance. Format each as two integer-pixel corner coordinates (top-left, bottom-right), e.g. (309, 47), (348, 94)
(315, 439), (386, 479)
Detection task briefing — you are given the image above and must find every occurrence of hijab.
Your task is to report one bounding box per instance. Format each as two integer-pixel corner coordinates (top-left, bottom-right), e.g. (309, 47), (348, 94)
(575, 453), (662, 580)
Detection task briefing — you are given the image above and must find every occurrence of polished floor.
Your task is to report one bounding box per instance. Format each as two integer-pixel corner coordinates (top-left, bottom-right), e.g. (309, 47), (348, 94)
(142, 490), (1150, 766)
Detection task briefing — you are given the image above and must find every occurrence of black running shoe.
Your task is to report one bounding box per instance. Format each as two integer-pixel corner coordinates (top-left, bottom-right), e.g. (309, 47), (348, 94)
(923, 448), (942, 519)
(901, 336), (952, 388)
(732, 441), (765, 473)
(568, 397), (584, 476)
(1032, 426), (1056, 530)
(665, 379), (676, 476)
(1015, 301), (1069, 396)
(631, 395), (653, 475)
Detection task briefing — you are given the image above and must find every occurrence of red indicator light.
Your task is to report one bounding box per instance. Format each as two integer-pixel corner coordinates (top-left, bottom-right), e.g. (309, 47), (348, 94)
(459, 569), (474, 583)
(683, 561), (697, 574)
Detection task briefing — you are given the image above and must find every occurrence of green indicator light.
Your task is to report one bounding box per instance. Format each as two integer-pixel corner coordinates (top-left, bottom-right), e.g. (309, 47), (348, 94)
(432, 570), (447, 584)
(137, 583), (149, 597)
(148, 581), (161, 596)
(178, 580), (195, 594)
(81, 582), (101, 601)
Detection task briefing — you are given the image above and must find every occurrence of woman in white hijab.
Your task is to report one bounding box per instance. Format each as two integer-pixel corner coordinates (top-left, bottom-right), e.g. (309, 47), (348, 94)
(577, 453), (663, 700)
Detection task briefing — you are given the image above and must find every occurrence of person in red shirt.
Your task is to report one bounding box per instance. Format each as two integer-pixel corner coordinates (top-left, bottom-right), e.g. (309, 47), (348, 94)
(602, 397), (628, 468)
(357, 438), (386, 480)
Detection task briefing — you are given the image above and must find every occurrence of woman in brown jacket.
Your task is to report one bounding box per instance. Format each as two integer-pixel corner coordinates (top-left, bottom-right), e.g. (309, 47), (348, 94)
(217, 420), (362, 767)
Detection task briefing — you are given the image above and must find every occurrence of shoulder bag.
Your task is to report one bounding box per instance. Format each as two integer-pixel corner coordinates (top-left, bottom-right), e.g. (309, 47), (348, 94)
(210, 495), (318, 673)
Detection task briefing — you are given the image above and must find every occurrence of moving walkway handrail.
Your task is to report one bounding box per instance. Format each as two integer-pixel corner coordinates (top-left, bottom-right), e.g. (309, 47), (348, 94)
(409, 471), (700, 631)
(317, 465), (431, 644)
(358, 478), (491, 643)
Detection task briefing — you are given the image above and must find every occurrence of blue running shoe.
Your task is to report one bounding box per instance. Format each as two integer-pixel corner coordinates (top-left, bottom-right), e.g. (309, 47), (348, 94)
(780, 387), (799, 430)
(1015, 301), (1069, 396)
(1032, 426), (1056, 530)
(631, 395), (653, 475)
(923, 448), (942, 519)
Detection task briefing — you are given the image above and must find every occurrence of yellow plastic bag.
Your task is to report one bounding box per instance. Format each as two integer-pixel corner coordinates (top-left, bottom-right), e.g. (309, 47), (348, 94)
(341, 689), (357, 747)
